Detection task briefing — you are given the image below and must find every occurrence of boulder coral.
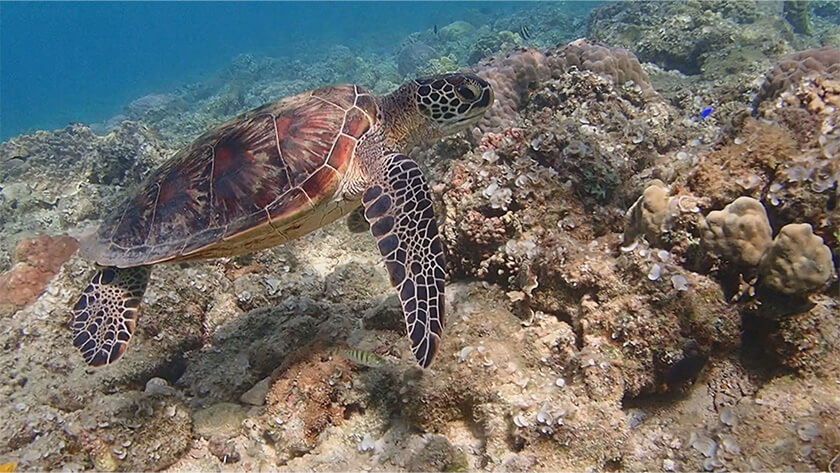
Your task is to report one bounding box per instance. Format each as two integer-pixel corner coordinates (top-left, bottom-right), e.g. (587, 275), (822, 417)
(700, 196), (773, 268)
(396, 40), (437, 77)
(754, 47), (840, 107)
(623, 180), (674, 247)
(758, 223), (835, 296)
(549, 38), (656, 98)
(474, 49), (551, 133)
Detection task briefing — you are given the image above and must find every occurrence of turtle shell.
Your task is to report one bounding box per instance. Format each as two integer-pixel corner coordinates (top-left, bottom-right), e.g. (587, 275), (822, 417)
(85, 85), (379, 267)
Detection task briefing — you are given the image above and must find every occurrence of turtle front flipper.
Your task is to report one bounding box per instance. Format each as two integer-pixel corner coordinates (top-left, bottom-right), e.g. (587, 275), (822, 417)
(70, 266), (151, 366)
(363, 153), (445, 368)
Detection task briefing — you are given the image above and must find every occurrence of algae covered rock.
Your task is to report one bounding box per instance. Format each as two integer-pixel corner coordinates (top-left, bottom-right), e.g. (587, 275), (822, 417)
(701, 196), (773, 268)
(783, 0), (811, 34)
(758, 223), (835, 295)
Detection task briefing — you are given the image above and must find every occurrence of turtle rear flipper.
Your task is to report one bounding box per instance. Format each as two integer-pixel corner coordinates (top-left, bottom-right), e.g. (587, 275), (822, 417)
(70, 266), (150, 366)
(346, 206), (370, 233)
(363, 153), (445, 368)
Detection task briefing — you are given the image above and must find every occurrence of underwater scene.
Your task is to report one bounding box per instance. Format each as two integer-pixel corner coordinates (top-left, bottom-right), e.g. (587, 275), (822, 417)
(1, 1), (839, 471)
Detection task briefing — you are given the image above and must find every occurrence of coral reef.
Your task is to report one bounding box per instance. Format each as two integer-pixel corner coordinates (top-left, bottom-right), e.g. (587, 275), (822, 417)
(0, 122), (168, 270)
(588, 1), (793, 79)
(1, 1), (840, 468)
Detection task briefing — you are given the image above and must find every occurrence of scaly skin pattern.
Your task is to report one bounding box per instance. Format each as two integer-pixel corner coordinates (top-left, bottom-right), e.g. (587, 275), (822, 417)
(362, 153), (446, 367)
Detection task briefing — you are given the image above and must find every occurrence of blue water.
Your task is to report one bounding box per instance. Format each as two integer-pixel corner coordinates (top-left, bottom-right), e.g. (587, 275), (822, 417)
(1, 1), (584, 141)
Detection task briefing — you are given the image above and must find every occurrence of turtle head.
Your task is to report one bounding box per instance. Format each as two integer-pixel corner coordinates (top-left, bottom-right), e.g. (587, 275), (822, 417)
(381, 73), (494, 148)
(413, 73), (494, 135)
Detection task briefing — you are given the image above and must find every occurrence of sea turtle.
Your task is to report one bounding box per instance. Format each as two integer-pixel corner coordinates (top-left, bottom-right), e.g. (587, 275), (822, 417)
(71, 73), (493, 369)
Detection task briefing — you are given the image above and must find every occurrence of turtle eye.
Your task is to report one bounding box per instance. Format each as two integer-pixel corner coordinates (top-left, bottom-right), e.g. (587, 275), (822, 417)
(455, 83), (480, 102)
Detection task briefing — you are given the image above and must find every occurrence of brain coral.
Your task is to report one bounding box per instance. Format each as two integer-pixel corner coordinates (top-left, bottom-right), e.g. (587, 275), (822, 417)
(755, 47), (840, 107)
(758, 223), (835, 295)
(700, 196), (773, 268)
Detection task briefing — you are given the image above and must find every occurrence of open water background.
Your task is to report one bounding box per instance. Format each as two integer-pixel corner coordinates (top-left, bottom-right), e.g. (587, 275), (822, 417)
(0, 1), (598, 140)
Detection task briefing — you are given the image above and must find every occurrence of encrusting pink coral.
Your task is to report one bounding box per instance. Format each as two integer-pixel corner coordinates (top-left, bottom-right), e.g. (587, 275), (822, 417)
(0, 235), (78, 310)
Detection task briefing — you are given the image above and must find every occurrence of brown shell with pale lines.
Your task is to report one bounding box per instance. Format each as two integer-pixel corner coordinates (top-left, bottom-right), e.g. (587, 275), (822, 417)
(85, 85), (378, 267)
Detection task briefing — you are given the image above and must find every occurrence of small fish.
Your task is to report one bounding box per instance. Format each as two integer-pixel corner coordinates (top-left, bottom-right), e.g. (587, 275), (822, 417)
(0, 462), (18, 473)
(341, 349), (385, 368)
(519, 25), (531, 40)
(433, 24), (438, 36)
(700, 107), (714, 119)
